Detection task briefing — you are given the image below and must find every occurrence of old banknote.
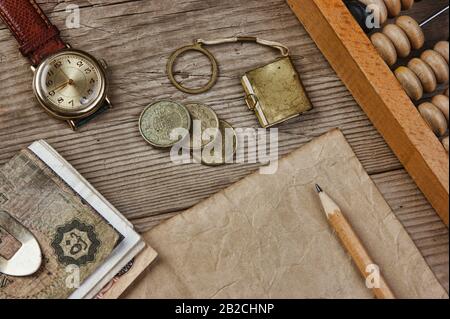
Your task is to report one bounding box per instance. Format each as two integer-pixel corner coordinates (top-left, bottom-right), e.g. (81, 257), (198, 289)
(0, 149), (121, 299)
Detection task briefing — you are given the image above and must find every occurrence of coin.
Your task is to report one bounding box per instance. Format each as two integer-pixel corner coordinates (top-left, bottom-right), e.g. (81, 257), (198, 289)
(193, 120), (238, 166)
(185, 102), (220, 149)
(139, 100), (191, 148)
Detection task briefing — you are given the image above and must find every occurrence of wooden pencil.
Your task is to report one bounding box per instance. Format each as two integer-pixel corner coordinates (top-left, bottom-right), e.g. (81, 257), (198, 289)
(315, 184), (396, 299)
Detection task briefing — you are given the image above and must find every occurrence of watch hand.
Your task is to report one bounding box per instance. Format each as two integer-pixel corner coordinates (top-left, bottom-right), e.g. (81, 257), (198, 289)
(53, 77), (75, 92)
(53, 81), (69, 92)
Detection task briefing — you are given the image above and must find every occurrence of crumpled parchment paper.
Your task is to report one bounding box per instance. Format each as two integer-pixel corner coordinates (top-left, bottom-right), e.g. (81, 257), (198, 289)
(125, 129), (448, 299)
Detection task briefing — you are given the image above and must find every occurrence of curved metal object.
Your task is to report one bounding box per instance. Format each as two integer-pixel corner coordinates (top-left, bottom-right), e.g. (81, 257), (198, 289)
(0, 210), (42, 277)
(166, 43), (219, 94)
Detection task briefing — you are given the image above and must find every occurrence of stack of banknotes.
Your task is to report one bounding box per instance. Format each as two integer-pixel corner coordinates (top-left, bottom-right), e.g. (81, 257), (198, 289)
(0, 140), (157, 299)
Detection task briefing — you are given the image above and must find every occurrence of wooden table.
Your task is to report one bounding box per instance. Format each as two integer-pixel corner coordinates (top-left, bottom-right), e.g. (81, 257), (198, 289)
(0, 0), (448, 292)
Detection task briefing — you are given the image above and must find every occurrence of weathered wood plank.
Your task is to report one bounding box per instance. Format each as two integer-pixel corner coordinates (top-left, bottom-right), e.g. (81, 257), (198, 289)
(0, 0), (448, 292)
(0, 0), (400, 175)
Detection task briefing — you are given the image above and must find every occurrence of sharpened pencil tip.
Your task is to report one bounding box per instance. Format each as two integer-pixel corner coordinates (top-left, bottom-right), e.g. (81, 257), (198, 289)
(315, 184), (323, 193)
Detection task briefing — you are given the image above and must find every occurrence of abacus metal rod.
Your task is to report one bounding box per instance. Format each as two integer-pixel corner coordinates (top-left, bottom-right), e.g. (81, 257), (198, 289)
(420, 5), (449, 28)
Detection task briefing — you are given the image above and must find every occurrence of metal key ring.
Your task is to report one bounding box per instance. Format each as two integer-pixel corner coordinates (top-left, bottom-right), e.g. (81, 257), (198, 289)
(167, 43), (219, 94)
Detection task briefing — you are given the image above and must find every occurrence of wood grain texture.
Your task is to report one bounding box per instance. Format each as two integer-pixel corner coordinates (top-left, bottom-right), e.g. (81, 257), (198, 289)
(0, 0), (448, 292)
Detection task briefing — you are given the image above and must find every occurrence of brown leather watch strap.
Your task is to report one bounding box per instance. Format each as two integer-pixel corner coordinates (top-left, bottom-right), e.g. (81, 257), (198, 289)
(0, 0), (66, 66)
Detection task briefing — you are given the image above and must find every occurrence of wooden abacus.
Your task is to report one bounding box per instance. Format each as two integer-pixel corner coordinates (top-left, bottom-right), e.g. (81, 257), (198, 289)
(287, 0), (450, 226)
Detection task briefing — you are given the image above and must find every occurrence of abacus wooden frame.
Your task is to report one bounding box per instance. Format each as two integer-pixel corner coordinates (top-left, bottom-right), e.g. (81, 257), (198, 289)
(287, 0), (449, 226)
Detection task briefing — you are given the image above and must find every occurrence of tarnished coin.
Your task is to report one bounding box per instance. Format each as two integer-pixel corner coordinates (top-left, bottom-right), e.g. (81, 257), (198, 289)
(193, 120), (237, 166)
(185, 102), (220, 149)
(139, 100), (191, 148)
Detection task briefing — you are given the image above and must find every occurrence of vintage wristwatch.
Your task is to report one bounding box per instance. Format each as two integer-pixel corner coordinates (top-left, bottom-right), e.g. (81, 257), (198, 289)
(0, 0), (111, 130)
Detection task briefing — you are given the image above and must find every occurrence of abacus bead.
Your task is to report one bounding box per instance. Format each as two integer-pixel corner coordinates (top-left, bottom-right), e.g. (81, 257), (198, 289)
(371, 32), (398, 66)
(359, 0), (388, 24)
(421, 50), (449, 84)
(384, 0), (401, 17)
(383, 24), (411, 58)
(418, 102), (448, 137)
(407, 58), (437, 93)
(434, 41), (449, 64)
(443, 136), (449, 153)
(395, 66), (423, 101)
(395, 16), (424, 50)
(400, 0), (414, 10)
(431, 95), (449, 122)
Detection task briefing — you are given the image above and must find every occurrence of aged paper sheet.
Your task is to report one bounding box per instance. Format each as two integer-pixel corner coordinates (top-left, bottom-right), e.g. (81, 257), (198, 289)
(0, 149), (120, 299)
(125, 129), (447, 299)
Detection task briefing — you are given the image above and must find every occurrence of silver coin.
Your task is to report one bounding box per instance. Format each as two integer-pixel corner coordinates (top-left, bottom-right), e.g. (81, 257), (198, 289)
(139, 100), (191, 148)
(193, 120), (237, 166)
(185, 102), (220, 149)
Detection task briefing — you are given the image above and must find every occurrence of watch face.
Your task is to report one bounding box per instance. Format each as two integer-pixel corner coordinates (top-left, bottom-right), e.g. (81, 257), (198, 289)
(33, 49), (107, 119)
